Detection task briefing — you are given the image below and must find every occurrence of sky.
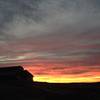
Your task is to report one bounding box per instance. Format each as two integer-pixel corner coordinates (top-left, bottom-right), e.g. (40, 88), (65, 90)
(0, 0), (100, 83)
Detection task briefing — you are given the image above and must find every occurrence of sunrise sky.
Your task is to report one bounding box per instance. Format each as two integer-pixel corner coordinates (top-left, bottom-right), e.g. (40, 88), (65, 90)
(0, 0), (100, 83)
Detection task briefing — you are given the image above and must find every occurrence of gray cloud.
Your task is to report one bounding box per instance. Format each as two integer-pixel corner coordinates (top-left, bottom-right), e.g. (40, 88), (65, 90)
(0, 0), (100, 69)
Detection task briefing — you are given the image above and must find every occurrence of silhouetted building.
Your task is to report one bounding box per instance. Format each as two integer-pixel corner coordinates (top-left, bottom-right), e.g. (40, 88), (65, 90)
(0, 66), (33, 83)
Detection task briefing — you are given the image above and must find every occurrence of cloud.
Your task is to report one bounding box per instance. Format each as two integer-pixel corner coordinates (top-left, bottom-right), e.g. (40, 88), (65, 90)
(1, 0), (100, 39)
(0, 0), (100, 78)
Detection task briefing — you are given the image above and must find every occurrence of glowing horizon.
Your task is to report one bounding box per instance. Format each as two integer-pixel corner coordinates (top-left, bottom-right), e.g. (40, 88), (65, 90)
(24, 65), (100, 83)
(33, 75), (100, 83)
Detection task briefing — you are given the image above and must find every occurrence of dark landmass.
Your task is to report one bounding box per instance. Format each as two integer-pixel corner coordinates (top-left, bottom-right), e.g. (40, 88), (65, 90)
(0, 66), (100, 100)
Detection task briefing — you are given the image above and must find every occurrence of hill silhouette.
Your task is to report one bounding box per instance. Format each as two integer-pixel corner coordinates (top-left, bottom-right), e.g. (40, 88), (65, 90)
(0, 66), (100, 100)
(0, 66), (33, 82)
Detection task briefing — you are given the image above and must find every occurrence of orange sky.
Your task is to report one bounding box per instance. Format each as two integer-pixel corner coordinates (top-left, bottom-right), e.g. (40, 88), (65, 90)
(24, 64), (100, 83)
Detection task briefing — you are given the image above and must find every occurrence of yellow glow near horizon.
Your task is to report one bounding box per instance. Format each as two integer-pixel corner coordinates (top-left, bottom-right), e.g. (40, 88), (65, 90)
(33, 75), (100, 83)
(24, 65), (100, 83)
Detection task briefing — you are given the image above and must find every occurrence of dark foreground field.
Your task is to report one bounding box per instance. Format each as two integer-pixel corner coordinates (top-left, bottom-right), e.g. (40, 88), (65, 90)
(0, 66), (100, 100)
